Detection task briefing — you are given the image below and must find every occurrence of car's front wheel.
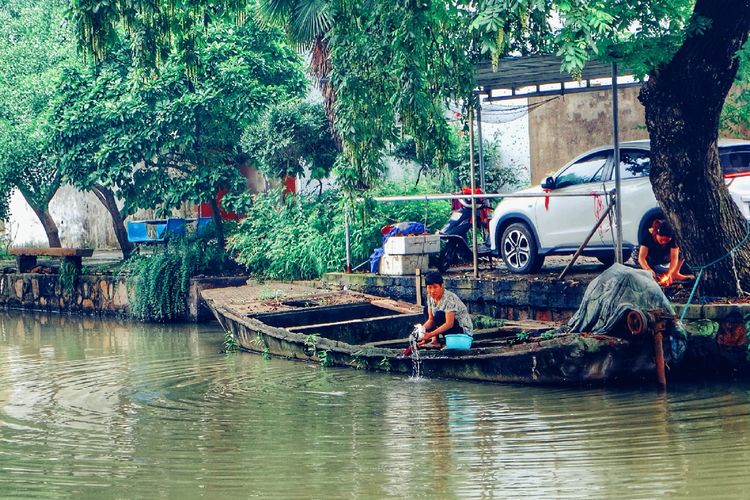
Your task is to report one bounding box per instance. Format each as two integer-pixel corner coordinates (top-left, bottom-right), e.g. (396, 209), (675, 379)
(500, 223), (544, 273)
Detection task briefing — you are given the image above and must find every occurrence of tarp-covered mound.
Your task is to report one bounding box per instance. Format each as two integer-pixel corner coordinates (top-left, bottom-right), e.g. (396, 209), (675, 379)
(568, 263), (677, 333)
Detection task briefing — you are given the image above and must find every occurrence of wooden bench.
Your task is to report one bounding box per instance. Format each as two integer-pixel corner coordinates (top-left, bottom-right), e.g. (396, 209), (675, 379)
(9, 248), (94, 273)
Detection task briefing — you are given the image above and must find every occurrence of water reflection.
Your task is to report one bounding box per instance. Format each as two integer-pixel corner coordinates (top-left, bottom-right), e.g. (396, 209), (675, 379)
(1, 311), (750, 498)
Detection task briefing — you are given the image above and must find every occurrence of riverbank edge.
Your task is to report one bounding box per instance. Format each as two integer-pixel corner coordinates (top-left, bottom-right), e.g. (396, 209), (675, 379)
(0, 272), (248, 322)
(321, 272), (742, 322)
(321, 272), (750, 374)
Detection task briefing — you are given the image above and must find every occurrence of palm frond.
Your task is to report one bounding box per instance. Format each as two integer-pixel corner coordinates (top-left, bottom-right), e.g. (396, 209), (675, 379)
(256, 0), (297, 26)
(292, 0), (331, 44)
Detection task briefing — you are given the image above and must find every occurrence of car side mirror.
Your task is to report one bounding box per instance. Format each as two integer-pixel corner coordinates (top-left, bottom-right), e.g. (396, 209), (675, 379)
(541, 176), (556, 189)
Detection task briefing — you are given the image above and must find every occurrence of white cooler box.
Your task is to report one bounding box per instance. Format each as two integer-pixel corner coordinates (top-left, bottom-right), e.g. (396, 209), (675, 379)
(383, 234), (440, 255)
(379, 254), (429, 276)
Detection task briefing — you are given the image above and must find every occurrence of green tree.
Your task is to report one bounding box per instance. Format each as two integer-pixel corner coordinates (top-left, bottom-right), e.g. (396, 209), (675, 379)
(51, 20), (307, 252)
(0, 0), (76, 246)
(68, 0), (750, 294)
(393, 129), (523, 193)
(242, 101), (338, 192)
(257, 0), (335, 126)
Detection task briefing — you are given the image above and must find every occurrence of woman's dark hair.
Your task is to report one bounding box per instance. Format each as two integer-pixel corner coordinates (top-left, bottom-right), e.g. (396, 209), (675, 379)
(655, 221), (673, 238)
(424, 272), (444, 286)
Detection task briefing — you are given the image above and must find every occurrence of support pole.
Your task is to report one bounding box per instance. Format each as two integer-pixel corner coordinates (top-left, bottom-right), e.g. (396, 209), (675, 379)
(345, 208), (352, 273)
(654, 331), (667, 387)
(476, 103), (486, 192)
(612, 62), (624, 264)
(415, 267), (422, 307)
(469, 108), (479, 279)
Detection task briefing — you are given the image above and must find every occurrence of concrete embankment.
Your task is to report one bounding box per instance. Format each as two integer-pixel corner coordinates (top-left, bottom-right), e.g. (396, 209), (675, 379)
(322, 271), (750, 376)
(0, 272), (247, 322)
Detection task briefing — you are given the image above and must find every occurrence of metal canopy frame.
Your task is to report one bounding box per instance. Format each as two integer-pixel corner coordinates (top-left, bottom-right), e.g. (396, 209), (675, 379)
(469, 55), (642, 276)
(344, 55), (644, 279)
(474, 54), (640, 101)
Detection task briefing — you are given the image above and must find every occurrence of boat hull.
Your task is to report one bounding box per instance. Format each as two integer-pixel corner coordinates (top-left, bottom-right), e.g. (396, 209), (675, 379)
(213, 303), (668, 385)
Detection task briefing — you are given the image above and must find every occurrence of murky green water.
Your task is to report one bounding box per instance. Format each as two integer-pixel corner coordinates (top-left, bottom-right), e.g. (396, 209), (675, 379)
(1, 311), (750, 498)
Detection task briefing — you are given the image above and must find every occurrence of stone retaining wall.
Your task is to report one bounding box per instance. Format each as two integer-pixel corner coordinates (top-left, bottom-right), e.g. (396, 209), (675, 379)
(322, 272), (588, 322)
(0, 273), (130, 316)
(0, 272), (247, 322)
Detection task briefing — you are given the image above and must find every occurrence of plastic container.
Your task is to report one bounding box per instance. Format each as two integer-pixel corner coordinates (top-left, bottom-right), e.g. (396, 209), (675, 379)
(445, 333), (473, 350)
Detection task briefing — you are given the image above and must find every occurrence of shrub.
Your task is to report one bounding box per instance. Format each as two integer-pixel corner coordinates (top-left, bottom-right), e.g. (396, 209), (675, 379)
(126, 236), (226, 322)
(227, 181), (450, 281)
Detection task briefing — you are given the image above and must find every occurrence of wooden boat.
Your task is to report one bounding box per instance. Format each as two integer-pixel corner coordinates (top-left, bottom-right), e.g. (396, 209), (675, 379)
(202, 282), (680, 385)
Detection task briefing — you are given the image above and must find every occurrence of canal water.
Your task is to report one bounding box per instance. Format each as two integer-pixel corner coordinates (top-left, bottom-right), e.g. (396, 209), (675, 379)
(1, 311), (749, 499)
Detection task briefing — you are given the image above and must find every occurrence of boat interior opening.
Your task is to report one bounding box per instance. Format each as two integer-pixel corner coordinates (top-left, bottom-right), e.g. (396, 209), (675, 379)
(252, 302), (424, 345)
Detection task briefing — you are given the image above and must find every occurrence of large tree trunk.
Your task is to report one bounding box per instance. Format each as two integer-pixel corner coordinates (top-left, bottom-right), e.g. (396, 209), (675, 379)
(208, 197), (226, 250)
(28, 203), (61, 248)
(92, 184), (134, 259)
(639, 0), (750, 296)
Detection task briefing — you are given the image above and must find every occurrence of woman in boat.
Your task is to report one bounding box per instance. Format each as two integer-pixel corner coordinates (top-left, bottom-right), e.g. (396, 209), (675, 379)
(418, 272), (473, 348)
(632, 219), (692, 286)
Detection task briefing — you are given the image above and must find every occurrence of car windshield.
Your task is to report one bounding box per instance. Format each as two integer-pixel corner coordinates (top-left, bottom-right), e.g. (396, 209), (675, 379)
(720, 148), (750, 175)
(555, 153), (608, 188)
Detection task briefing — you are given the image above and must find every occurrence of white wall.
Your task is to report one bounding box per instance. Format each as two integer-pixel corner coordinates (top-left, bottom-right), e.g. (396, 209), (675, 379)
(386, 98), (532, 191)
(9, 186), (119, 248)
(479, 98), (532, 190)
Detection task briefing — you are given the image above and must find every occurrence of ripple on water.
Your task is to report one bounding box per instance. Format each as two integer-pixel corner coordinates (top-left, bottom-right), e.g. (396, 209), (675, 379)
(2, 313), (750, 498)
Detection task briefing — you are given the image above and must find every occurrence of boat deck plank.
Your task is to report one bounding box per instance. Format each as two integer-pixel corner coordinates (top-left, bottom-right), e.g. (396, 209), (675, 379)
(201, 281), (423, 318)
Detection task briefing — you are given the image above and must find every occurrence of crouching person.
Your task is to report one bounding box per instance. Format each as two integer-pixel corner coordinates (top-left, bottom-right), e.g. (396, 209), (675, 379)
(418, 272), (473, 348)
(632, 219), (693, 286)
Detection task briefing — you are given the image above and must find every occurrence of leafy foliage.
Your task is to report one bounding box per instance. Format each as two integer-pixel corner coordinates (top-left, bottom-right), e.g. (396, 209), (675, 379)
(242, 101), (338, 182)
(227, 182), (450, 281)
(126, 236), (226, 322)
(539, 331), (556, 341)
(0, 0), (75, 234)
(473, 315), (506, 329)
(223, 330), (240, 352)
(51, 19), (307, 219)
(327, 2), (476, 192)
(471, 0), (694, 78)
(65, 0), (699, 197)
(378, 356), (391, 372)
(318, 349), (333, 367)
(58, 260), (81, 296)
(515, 330), (531, 342)
(393, 128), (523, 193)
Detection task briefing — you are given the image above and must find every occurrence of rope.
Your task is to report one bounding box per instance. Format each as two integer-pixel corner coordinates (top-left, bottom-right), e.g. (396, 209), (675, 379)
(678, 219), (750, 322)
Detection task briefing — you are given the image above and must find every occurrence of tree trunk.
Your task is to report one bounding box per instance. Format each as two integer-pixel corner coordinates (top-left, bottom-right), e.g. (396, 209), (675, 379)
(92, 184), (134, 259)
(639, 0), (750, 296)
(209, 197), (226, 250)
(28, 203), (61, 248)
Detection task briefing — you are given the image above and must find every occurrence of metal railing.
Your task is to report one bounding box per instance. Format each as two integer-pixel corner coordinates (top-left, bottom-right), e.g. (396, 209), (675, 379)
(345, 189), (621, 279)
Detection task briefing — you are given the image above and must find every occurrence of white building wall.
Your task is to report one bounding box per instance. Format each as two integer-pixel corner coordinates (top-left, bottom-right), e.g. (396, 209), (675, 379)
(479, 98), (532, 190)
(9, 186), (118, 249)
(386, 98), (532, 191)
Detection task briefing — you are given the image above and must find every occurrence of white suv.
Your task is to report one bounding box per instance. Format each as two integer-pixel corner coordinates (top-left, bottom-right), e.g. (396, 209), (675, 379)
(489, 139), (750, 273)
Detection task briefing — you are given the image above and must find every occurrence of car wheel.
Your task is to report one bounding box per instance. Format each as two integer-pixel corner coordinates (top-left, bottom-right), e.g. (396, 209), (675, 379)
(500, 223), (543, 273)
